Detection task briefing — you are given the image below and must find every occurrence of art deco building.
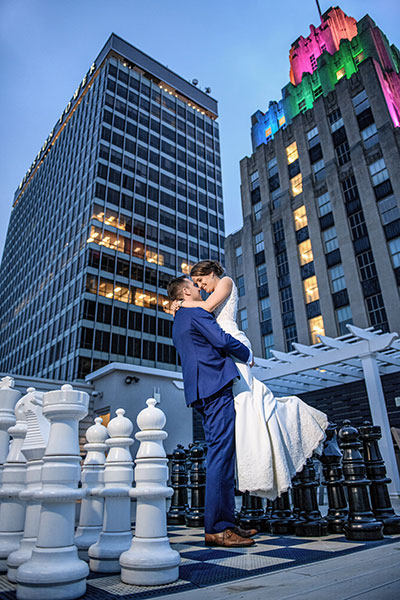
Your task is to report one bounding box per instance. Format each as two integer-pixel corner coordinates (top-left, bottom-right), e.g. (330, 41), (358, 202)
(0, 34), (224, 380)
(225, 6), (400, 359)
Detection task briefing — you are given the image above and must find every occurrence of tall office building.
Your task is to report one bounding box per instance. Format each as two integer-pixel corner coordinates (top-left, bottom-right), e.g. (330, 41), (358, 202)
(0, 34), (224, 380)
(225, 6), (400, 359)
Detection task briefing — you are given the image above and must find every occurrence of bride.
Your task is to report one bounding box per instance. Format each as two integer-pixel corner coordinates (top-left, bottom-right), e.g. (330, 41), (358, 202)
(173, 260), (328, 500)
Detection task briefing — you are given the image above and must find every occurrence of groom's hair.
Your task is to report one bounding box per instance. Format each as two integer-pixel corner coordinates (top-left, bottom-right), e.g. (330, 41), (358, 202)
(167, 276), (189, 300)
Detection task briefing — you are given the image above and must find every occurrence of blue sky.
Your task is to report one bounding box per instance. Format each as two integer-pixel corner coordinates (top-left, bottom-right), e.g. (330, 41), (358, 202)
(1, 0), (399, 257)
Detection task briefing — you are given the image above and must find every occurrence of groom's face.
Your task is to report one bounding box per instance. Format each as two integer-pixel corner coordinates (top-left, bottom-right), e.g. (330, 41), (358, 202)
(182, 278), (202, 301)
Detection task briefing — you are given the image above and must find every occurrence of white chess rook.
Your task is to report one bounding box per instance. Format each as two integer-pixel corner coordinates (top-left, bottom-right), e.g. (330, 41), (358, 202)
(75, 416), (108, 560)
(16, 384), (89, 600)
(0, 394), (27, 572)
(88, 409), (134, 573)
(7, 388), (50, 582)
(120, 398), (180, 585)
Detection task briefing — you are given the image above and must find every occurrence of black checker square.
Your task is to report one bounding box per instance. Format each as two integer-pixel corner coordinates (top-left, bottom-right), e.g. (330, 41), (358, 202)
(0, 525), (398, 599)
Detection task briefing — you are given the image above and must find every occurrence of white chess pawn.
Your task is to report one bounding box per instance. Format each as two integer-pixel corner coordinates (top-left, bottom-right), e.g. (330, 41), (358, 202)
(75, 416), (108, 560)
(120, 398), (180, 585)
(16, 384), (90, 600)
(0, 376), (21, 465)
(7, 387), (50, 582)
(0, 393), (27, 572)
(89, 409), (134, 573)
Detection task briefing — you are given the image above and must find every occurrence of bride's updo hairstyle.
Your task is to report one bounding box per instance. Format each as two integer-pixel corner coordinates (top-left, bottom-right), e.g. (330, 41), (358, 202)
(190, 260), (225, 278)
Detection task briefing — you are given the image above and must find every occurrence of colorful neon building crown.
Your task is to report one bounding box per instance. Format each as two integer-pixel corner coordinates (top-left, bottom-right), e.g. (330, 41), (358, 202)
(251, 6), (400, 151)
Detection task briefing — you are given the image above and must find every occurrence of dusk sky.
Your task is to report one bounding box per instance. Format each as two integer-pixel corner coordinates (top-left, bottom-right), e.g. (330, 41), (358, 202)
(1, 0), (399, 257)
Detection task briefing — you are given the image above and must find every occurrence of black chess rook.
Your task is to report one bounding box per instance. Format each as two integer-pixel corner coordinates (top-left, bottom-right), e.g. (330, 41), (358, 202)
(185, 441), (206, 527)
(167, 444), (188, 525)
(294, 458), (328, 537)
(319, 422), (348, 533)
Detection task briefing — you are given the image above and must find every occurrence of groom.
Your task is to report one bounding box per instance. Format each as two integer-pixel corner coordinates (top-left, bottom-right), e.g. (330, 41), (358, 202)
(167, 275), (256, 547)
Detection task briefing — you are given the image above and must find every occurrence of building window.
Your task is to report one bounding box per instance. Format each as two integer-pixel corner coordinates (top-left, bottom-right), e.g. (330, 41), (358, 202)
(260, 297), (271, 321)
(310, 54), (317, 71)
(317, 192), (331, 216)
(254, 231), (264, 253)
(280, 286), (294, 313)
(235, 245), (243, 265)
(357, 250), (377, 281)
(291, 173), (303, 197)
(362, 123), (378, 148)
(286, 142), (299, 164)
(336, 67), (345, 80)
(329, 264), (346, 292)
(257, 263), (268, 286)
(365, 294), (387, 328)
(253, 200), (262, 221)
(239, 308), (248, 330)
(352, 89), (370, 115)
(388, 237), (400, 268)
(279, 116), (286, 127)
(250, 170), (259, 190)
(336, 306), (353, 335)
(284, 326), (298, 351)
(298, 239), (314, 265)
(335, 141), (350, 165)
(323, 227), (339, 253)
(313, 159), (325, 181)
(268, 157), (278, 176)
(349, 211), (368, 240)
(237, 275), (245, 297)
(369, 158), (389, 187)
(263, 334), (274, 359)
(303, 276), (320, 303)
(309, 315), (325, 344)
(354, 52), (365, 65)
(328, 109), (344, 132)
(293, 205), (308, 230)
(377, 195), (400, 225)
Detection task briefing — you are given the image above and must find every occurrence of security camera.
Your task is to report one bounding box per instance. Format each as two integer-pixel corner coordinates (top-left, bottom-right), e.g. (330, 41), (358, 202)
(92, 391), (103, 399)
(124, 376), (140, 385)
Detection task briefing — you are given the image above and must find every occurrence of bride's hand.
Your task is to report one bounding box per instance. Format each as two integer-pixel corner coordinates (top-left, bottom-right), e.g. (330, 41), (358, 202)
(171, 300), (181, 315)
(249, 358), (255, 368)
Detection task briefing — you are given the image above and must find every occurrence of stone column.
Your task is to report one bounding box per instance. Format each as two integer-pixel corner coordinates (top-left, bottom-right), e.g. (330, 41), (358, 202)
(120, 398), (180, 585)
(16, 384), (89, 600)
(75, 417), (108, 560)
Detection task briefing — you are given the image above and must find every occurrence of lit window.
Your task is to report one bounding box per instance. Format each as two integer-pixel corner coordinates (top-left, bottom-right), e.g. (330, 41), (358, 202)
(354, 52), (365, 65)
(260, 296), (271, 321)
(254, 201), (262, 221)
(239, 308), (248, 330)
(369, 158), (389, 186)
(388, 237), (400, 268)
(286, 142), (299, 164)
(235, 245), (243, 265)
(97, 412), (111, 427)
(254, 231), (264, 253)
(298, 239), (314, 265)
(336, 306), (353, 335)
(329, 265), (346, 292)
(265, 127), (272, 138)
(291, 173), (303, 196)
(309, 315), (325, 344)
(293, 205), (308, 231)
(279, 116), (286, 127)
(263, 334), (274, 359)
(303, 276), (320, 303)
(317, 192), (331, 216)
(336, 68), (345, 80)
(323, 227), (339, 253)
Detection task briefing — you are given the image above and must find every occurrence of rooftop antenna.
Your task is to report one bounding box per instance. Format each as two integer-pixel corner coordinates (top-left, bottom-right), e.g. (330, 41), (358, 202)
(315, 0), (322, 19)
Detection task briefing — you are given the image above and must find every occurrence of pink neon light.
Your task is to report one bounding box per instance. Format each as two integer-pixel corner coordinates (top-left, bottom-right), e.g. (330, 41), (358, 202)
(289, 7), (358, 86)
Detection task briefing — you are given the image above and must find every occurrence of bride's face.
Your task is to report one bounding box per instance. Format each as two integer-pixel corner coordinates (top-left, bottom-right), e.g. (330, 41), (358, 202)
(192, 272), (218, 294)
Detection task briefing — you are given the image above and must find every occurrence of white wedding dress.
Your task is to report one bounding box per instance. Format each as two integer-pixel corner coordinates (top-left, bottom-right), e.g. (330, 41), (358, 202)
(214, 282), (328, 500)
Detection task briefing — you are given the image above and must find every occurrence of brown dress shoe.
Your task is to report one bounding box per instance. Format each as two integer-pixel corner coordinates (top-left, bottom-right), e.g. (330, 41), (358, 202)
(205, 528), (255, 547)
(233, 526), (258, 538)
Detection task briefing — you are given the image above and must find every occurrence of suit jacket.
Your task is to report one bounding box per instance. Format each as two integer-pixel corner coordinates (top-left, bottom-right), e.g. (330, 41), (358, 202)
(172, 307), (250, 405)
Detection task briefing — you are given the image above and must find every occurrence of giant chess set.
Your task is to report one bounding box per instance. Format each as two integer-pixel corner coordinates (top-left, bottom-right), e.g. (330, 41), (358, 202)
(0, 375), (399, 600)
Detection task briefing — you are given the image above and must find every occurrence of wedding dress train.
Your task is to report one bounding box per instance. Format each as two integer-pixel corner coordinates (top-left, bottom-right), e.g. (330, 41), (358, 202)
(214, 282), (328, 500)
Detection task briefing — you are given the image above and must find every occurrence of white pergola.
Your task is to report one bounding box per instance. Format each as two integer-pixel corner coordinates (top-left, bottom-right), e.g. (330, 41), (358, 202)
(252, 325), (400, 497)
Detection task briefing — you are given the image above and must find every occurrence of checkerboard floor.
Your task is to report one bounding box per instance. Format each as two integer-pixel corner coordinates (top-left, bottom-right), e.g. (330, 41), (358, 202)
(1, 526), (399, 599)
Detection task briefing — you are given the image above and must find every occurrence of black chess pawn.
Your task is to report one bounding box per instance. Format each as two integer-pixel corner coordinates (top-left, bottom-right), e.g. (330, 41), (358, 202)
(291, 474), (301, 520)
(268, 492), (296, 535)
(294, 458), (328, 537)
(185, 441), (206, 527)
(319, 423), (348, 533)
(167, 444), (188, 525)
(238, 492), (268, 532)
(338, 420), (383, 541)
(358, 421), (400, 535)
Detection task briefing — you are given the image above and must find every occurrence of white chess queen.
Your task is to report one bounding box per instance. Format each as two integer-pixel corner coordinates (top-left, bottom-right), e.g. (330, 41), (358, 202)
(173, 260), (328, 500)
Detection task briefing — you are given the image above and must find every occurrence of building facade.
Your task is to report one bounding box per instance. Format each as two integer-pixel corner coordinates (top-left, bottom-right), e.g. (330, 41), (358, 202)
(225, 7), (400, 359)
(0, 34), (224, 380)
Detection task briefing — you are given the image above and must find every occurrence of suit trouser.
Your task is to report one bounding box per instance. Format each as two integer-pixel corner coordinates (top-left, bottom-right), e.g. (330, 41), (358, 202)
(193, 384), (236, 534)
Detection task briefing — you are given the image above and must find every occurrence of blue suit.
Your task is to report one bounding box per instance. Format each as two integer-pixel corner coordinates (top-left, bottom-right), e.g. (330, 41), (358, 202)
(172, 307), (250, 533)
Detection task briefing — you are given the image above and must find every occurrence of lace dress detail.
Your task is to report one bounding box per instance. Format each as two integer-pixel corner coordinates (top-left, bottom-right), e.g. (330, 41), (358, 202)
(216, 281), (328, 500)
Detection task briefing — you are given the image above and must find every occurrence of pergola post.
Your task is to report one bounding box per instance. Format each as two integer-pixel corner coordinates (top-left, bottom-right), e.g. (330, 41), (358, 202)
(360, 352), (400, 497)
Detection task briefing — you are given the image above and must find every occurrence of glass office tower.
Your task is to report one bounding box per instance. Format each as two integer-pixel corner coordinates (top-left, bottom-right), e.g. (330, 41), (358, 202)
(0, 34), (224, 380)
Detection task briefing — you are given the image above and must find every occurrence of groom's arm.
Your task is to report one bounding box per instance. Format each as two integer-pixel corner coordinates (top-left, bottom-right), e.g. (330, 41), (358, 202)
(191, 310), (250, 364)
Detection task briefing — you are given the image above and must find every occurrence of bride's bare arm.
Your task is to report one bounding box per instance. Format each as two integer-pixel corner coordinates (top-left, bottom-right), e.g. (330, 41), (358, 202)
(181, 277), (233, 312)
